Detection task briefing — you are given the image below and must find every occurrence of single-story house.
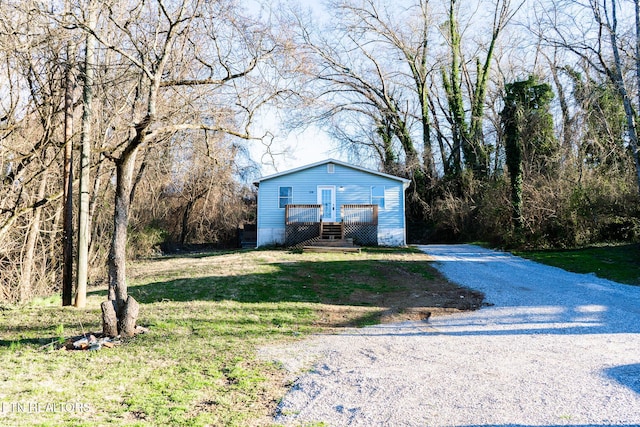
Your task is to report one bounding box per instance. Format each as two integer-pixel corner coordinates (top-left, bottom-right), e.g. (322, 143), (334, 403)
(253, 159), (411, 247)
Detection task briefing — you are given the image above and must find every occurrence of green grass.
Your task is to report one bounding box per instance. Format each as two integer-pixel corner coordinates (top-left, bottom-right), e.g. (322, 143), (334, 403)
(514, 243), (640, 286)
(0, 248), (441, 426)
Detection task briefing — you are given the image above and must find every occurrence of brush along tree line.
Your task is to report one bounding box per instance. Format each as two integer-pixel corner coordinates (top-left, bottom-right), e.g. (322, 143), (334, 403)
(1, 0), (639, 332)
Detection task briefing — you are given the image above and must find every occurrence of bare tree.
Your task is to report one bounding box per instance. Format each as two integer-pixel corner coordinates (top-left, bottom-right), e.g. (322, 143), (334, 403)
(75, 0), (97, 308)
(62, 0), (76, 307)
(534, 0), (640, 194)
(70, 0), (280, 335)
(288, 0), (433, 179)
(132, 132), (254, 250)
(0, 2), (70, 302)
(440, 0), (523, 177)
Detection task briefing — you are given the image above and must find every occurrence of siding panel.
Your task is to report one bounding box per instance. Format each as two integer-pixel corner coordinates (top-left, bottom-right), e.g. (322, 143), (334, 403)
(257, 162), (408, 246)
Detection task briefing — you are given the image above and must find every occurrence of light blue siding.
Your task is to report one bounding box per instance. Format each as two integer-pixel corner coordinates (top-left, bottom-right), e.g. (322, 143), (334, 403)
(256, 161), (408, 246)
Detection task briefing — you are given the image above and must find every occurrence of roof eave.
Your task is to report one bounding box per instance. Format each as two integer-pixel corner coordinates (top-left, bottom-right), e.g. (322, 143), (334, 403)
(256, 158), (411, 186)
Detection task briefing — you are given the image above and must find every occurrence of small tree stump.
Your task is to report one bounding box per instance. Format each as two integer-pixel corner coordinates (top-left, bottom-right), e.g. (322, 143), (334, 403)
(118, 295), (139, 338)
(101, 301), (118, 337)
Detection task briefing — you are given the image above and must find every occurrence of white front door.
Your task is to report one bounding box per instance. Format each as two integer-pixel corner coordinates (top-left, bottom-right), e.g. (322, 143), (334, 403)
(318, 186), (336, 222)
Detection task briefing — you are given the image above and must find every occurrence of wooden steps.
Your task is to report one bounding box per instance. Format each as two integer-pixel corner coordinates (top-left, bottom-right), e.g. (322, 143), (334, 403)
(291, 222), (361, 253)
(302, 236), (360, 253)
(302, 245), (361, 253)
(312, 238), (354, 247)
(321, 222), (343, 239)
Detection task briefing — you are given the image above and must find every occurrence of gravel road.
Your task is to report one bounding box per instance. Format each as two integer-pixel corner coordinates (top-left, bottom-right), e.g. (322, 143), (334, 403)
(260, 244), (640, 426)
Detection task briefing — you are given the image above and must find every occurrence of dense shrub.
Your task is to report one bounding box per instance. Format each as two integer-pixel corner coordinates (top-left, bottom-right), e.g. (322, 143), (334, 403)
(415, 167), (640, 250)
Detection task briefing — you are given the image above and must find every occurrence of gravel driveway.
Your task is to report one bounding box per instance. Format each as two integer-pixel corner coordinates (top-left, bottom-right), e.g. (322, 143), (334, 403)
(260, 244), (640, 426)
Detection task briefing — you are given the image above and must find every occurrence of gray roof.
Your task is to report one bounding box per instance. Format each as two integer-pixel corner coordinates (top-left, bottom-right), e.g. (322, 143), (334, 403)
(254, 158), (411, 189)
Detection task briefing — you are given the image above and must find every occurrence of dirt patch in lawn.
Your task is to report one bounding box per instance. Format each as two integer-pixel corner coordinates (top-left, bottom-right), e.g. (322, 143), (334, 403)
(129, 248), (485, 329)
(310, 267), (485, 328)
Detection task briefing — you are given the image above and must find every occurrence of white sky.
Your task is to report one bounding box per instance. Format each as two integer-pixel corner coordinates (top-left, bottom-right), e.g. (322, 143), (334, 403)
(246, 0), (346, 177)
(249, 116), (346, 176)
(245, 0), (556, 177)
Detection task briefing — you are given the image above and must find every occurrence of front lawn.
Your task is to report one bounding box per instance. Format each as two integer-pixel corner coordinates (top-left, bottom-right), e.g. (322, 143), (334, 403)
(514, 243), (640, 286)
(0, 248), (480, 426)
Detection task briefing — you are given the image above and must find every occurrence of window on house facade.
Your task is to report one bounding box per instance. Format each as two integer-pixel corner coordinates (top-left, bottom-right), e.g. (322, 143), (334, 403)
(279, 186), (292, 208)
(371, 186), (385, 209)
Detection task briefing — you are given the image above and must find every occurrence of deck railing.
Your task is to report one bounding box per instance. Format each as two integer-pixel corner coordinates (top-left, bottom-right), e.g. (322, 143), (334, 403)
(285, 203), (378, 246)
(341, 204), (378, 225)
(285, 204), (322, 224)
(285, 204), (378, 225)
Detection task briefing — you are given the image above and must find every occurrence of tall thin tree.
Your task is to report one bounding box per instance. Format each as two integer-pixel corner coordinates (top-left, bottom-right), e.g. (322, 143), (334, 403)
(62, 8), (75, 306)
(75, 0), (97, 308)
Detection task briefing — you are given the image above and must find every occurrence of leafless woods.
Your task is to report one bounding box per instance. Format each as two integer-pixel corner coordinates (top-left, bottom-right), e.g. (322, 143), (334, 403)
(1, 0), (640, 304)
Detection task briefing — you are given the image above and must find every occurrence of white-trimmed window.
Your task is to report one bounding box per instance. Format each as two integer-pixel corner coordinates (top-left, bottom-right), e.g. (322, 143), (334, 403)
(371, 186), (385, 209)
(279, 186), (292, 208)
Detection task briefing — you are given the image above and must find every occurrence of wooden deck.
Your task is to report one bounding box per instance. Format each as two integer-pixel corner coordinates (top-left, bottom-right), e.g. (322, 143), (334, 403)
(285, 204), (378, 248)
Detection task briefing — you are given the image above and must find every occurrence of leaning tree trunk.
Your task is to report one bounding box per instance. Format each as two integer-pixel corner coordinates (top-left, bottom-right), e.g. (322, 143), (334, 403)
(101, 300), (118, 337)
(180, 200), (194, 246)
(100, 24), (160, 334)
(609, 4), (640, 195)
(633, 0), (640, 194)
(19, 155), (49, 302)
(103, 145), (142, 337)
(598, 0), (640, 195)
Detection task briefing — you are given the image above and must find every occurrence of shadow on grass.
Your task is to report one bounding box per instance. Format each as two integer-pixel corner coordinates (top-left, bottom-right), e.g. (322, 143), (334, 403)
(118, 259), (437, 305)
(84, 257), (460, 328)
(148, 248), (250, 261)
(0, 336), (60, 348)
(0, 257), (439, 345)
